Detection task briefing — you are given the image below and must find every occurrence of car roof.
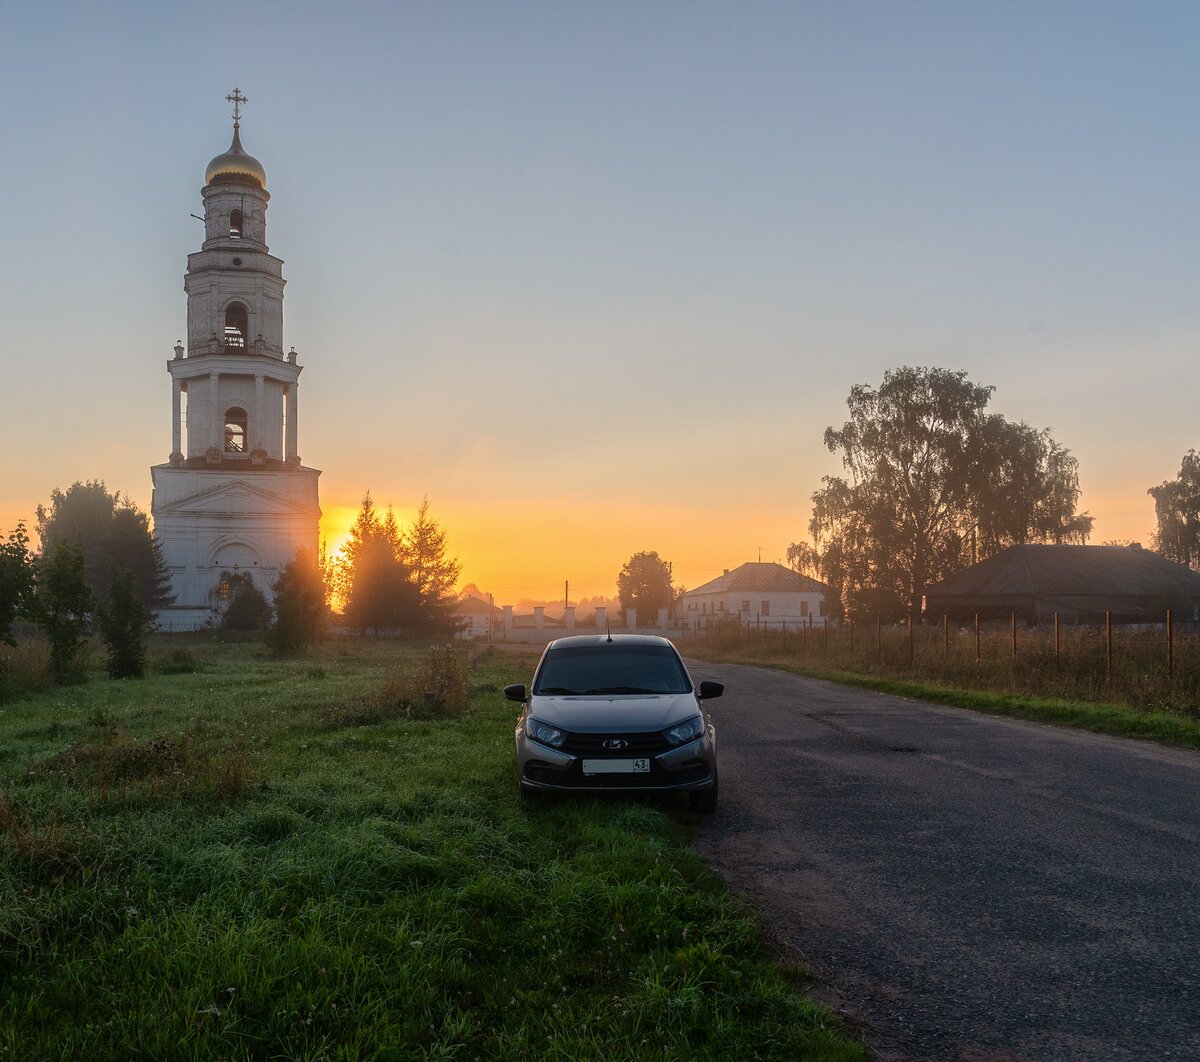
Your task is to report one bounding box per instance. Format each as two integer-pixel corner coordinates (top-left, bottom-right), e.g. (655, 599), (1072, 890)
(545, 634), (677, 649)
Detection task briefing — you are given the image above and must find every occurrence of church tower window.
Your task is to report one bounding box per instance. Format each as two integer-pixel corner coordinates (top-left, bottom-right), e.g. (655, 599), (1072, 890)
(224, 302), (248, 349)
(224, 407), (248, 453)
(229, 209), (243, 238)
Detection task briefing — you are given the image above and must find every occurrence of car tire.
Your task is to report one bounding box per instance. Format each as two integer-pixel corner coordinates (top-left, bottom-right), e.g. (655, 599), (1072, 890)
(688, 774), (718, 814)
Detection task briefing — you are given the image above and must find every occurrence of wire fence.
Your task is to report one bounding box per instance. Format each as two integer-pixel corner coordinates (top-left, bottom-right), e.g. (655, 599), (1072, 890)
(699, 610), (1200, 713)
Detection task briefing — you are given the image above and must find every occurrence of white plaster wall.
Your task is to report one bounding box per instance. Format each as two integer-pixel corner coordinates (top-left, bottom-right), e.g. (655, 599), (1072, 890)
(150, 464), (320, 625)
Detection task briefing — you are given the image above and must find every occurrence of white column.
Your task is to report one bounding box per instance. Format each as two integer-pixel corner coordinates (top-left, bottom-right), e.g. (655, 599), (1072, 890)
(209, 372), (221, 452)
(171, 377), (182, 457)
(254, 374), (264, 452)
(285, 384), (298, 461)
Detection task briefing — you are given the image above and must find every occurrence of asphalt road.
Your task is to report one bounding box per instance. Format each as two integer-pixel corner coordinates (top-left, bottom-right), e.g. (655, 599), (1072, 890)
(686, 661), (1200, 1062)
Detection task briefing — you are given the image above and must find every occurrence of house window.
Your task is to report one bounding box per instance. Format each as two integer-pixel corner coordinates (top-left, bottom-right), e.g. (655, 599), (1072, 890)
(761, 601), (770, 616)
(801, 600), (809, 616)
(224, 407), (247, 452)
(741, 600), (750, 612)
(819, 599), (827, 616)
(229, 209), (243, 238)
(224, 302), (248, 349)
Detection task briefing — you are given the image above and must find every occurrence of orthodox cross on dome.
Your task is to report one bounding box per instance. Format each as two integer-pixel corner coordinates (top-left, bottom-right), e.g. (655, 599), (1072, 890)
(225, 87), (248, 127)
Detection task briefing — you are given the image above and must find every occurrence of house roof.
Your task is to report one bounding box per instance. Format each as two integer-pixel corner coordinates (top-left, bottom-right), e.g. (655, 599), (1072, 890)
(925, 545), (1200, 600)
(452, 595), (502, 616)
(686, 561), (827, 597)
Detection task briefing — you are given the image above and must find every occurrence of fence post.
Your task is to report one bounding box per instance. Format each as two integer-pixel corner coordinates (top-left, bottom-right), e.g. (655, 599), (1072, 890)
(1054, 611), (1060, 662)
(849, 617), (854, 652)
(944, 613), (949, 658)
(1167, 608), (1174, 680)
(909, 612), (914, 665)
(877, 615), (882, 662)
(1105, 610), (1113, 682)
(975, 612), (981, 663)
(824, 616), (828, 652)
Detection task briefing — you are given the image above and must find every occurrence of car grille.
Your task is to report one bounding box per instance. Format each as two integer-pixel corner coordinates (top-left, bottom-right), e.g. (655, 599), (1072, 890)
(559, 731), (673, 756)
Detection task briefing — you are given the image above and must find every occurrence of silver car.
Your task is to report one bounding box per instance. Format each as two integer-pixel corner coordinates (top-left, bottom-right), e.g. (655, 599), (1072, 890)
(508, 634), (723, 812)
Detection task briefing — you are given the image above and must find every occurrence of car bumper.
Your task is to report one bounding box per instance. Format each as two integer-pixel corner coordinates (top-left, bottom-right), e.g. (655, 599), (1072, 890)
(515, 728), (717, 793)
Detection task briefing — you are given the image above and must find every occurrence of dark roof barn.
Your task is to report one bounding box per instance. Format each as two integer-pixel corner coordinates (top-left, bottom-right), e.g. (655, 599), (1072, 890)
(924, 545), (1200, 624)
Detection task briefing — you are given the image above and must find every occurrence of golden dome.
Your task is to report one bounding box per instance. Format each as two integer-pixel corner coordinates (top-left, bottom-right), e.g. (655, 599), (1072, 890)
(205, 125), (266, 187)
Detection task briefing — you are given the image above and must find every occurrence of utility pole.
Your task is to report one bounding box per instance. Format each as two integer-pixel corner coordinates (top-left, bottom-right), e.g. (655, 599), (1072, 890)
(565, 579), (569, 615)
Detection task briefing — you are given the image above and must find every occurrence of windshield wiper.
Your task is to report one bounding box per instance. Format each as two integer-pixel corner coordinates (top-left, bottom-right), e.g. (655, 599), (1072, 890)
(537, 686), (579, 695)
(583, 686), (655, 694)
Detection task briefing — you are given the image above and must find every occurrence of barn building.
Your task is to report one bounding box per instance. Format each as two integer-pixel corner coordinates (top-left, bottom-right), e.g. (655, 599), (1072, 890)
(923, 544), (1200, 624)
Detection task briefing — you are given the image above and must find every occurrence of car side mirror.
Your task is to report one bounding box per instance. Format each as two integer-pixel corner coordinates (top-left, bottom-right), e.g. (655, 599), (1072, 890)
(698, 680), (724, 700)
(504, 683), (527, 703)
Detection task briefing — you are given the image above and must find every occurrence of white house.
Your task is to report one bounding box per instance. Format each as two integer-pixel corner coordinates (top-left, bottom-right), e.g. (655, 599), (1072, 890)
(679, 562), (828, 630)
(452, 595), (503, 640)
(150, 91), (321, 629)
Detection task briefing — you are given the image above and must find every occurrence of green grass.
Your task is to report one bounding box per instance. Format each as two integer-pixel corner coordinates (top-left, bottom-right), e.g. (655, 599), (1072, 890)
(0, 636), (863, 1061)
(692, 629), (1200, 749)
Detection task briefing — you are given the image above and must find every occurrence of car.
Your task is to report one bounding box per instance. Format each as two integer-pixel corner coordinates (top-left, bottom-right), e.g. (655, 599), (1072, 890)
(507, 634), (724, 812)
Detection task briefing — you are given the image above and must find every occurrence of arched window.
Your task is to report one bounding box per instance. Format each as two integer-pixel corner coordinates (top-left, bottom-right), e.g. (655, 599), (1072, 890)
(218, 571), (252, 601)
(224, 303), (248, 349)
(229, 209), (243, 238)
(224, 407), (247, 453)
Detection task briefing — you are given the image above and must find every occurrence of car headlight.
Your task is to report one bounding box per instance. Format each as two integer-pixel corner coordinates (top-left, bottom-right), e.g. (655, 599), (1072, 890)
(525, 718), (566, 748)
(665, 716), (705, 746)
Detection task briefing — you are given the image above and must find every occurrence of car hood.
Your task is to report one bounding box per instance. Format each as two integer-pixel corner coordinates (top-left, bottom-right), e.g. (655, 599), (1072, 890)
(529, 693), (699, 732)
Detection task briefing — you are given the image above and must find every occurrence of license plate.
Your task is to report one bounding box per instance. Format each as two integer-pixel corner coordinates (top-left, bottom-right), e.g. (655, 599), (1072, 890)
(582, 758), (650, 775)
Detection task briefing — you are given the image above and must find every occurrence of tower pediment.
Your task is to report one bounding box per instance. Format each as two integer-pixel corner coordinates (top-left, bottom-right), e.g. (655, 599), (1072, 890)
(155, 477), (318, 519)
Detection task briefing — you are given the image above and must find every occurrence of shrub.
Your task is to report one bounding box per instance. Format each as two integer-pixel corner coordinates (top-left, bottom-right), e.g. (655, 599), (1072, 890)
(98, 568), (149, 679)
(221, 586), (272, 631)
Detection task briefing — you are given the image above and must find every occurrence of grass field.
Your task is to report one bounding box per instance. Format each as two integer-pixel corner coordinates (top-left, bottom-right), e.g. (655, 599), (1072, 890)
(689, 621), (1200, 749)
(0, 636), (862, 1061)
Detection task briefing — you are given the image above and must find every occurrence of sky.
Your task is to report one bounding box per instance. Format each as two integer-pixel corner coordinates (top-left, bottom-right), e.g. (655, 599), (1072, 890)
(2, 2), (1199, 601)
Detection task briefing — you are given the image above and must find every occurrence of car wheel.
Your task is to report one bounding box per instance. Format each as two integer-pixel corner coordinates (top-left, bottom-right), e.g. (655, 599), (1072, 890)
(688, 774), (718, 814)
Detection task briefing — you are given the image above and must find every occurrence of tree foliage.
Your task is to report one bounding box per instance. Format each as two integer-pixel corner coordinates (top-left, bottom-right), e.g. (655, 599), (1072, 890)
(617, 551), (674, 622)
(1148, 450), (1200, 569)
(400, 497), (463, 634)
(221, 584), (273, 631)
(333, 494), (463, 636)
(336, 493), (421, 635)
(33, 540), (94, 684)
(98, 567), (149, 679)
(36, 481), (173, 612)
(0, 523), (34, 647)
(802, 367), (1092, 620)
(270, 549), (329, 656)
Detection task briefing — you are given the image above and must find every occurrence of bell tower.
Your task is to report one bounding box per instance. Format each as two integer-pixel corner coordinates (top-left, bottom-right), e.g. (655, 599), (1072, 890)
(150, 90), (321, 628)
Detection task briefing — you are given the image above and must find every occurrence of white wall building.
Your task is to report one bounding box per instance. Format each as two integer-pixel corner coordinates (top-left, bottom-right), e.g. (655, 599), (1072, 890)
(679, 562), (828, 630)
(151, 91), (321, 628)
(452, 595), (502, 640)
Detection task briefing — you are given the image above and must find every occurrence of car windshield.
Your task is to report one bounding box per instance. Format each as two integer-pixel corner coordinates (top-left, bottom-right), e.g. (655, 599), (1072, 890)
(533, 644), (692, 696)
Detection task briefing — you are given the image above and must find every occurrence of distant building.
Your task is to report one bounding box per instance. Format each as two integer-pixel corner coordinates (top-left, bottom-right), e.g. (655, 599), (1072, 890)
(452, 595), (503, 640)
(679, 562), (828, 629)
(924, 544), (1200, 624)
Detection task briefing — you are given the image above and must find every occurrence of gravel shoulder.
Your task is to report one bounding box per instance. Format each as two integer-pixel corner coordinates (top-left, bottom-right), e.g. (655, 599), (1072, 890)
(686, 660), (1200, 1062)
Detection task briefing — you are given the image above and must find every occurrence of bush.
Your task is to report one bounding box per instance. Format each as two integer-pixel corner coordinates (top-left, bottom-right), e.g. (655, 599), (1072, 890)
(221, 586), (272, 631)
(98, 568), (149, 679)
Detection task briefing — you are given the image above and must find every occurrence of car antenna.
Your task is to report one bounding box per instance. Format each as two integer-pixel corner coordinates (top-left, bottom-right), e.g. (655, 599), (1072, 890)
(606, 618), (612, 643)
